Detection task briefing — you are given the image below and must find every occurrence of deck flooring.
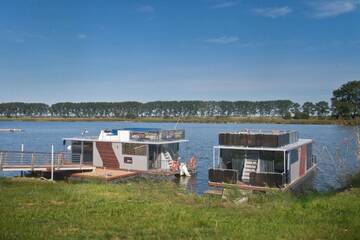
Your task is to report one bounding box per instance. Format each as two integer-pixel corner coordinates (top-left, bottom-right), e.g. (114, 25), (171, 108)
(70, 168), (138, 181)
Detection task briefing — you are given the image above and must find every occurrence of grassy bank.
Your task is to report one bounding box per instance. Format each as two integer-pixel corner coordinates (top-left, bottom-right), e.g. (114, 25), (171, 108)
(1, 177), (360, 239)
(1, 116), (359, 125)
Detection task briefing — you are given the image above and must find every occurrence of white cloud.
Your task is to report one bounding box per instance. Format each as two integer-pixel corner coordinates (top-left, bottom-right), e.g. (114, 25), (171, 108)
(253, 6), (292, 18)
(212, 1), (238, 9)
(309, 0), (359, 18)
(205, 36), (239, 44)
(136, 5), (155, 13)
(77, 34), (87, 39)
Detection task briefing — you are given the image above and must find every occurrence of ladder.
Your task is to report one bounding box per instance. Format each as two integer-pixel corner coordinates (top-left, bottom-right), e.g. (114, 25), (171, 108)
(164, 152), (172, 161)
(242, 159), (258, 183)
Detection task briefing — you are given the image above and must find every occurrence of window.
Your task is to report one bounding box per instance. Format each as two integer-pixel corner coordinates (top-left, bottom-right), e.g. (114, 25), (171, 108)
(124, 157), (133, 164)
(122, 143), (147, 156)
(259, 151), (284, 173)
(290, 149), (298, 164)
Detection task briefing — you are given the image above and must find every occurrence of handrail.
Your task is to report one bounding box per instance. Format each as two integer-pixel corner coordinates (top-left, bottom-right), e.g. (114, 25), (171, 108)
(0, 150), (82, 169)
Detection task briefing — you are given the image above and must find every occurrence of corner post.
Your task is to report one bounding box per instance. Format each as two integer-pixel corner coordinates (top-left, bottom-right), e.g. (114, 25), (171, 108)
(212, 147), (215, 169)
(80, 141), (84, 169)
(0, 152), (3, 171)
(51, 144), (54, 181)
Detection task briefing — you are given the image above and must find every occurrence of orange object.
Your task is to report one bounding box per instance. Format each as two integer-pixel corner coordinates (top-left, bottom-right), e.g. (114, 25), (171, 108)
(169, 160), (179, 172)
(187, 156), (197, 170)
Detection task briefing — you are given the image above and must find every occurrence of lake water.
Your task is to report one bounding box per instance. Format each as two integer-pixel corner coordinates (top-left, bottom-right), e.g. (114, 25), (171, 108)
(1, 121), (359, 194)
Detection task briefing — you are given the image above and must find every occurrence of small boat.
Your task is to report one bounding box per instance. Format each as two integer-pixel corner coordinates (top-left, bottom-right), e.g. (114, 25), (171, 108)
(208, 129), (317, 192)
(0, 128), (23, 132)
(63, 128), (196, 177)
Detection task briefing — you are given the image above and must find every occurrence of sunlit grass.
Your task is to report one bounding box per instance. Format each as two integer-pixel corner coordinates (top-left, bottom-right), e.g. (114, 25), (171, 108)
(1, 176), (360, 239)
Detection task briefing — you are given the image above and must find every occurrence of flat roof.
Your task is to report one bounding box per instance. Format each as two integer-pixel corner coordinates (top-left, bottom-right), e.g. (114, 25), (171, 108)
(122, 127), (163, 132)
(214, 138), (313, 152)
(62, 137), (188, 145)
(219, 129), (296, 135)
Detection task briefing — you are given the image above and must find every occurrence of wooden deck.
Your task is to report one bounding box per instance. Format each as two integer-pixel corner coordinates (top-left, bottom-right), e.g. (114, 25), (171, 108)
(135, 168), (196, 177)
(70, 168), (138, 181)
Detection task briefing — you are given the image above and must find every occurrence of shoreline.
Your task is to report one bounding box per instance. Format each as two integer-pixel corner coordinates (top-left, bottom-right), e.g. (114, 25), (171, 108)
(0, 116), (358, 125)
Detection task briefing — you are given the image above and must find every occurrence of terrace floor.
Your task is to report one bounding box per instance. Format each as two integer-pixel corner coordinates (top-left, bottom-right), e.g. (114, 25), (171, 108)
(70, 168), (138, 181)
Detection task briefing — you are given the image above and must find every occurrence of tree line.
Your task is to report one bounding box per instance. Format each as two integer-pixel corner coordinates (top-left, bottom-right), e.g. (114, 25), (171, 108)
(0, 100), (330, 118)
(0, 80), (358, 119)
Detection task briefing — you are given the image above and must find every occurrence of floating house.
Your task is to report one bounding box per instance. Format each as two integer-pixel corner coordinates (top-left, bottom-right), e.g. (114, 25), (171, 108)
(209, 130), (317, 191)
(63, 128), (195, 174)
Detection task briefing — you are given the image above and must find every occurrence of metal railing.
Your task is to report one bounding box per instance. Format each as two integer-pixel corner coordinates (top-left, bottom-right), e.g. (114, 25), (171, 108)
(0, 150), (83, 171)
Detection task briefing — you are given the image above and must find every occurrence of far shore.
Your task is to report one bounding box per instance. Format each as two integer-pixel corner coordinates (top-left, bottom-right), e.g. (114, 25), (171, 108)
(0, 116), (358, 126)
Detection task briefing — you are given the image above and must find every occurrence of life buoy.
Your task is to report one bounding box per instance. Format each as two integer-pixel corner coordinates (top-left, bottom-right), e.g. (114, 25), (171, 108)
(169, 160), (179, 172)
(187, 156), (197, 170)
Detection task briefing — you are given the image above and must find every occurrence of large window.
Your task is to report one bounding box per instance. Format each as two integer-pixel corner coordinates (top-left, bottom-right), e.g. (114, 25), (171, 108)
(122, 143), (147, 156)
(220, 149), (245, 170)
(71, 141), (93, 163)
(259, 151), (284, 173)
(290, 149), (298, 164)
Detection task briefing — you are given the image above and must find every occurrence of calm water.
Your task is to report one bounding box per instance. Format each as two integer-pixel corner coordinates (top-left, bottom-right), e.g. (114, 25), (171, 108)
(0, 121), (359, 194)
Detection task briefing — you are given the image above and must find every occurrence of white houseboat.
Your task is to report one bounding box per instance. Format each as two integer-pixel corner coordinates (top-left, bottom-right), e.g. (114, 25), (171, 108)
(209, 130), (317, 191)
(63, 128), (196, 175)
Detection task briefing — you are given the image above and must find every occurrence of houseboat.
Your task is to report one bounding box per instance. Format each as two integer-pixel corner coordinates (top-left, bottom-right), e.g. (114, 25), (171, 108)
(62, 128), (196, 176)
(209, 130), (317, 191)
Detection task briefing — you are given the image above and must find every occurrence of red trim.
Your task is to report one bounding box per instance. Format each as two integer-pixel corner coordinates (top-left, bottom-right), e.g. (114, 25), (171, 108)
(299, 145), (307, 176)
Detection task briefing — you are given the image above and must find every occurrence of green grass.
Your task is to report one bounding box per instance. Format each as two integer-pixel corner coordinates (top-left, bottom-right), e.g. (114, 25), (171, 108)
(1, 177), (360, 239)
(1, 116), (359, 125)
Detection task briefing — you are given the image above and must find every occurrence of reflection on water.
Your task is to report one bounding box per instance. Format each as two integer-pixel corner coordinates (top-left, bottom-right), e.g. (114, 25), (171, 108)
(0, 121), (359, 193)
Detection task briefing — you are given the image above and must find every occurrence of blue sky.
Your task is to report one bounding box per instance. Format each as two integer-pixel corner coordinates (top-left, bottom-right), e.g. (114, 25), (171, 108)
(0, 0), (359, 104)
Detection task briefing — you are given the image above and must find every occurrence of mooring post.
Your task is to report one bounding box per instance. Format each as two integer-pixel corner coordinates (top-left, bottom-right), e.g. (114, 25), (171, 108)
(0, 152), (3, 171)
(212, 147), (215, 169)
(21, 144), (24, 165)
(31, 153), (35, 172)
(51, 144), (54, 181)
(80, 141), (84, 170)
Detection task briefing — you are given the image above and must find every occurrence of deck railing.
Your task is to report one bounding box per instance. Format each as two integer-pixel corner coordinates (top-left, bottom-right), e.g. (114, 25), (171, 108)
(0, 150), (83, 171)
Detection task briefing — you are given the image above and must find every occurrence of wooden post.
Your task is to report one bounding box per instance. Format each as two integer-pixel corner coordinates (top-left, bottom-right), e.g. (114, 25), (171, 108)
(31, 153), (35, 172)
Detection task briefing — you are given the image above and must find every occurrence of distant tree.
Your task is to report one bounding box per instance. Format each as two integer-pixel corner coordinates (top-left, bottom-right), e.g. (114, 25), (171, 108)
(289, 103), (300, 116)
(302, 102), (316, 117)
(331, 80), (360, 119)
(315, 101), (330, 117)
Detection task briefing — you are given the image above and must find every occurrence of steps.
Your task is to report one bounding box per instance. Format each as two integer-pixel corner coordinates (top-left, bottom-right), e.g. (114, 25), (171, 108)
(164, 152), (172, 161)
(96, 142), (119, 169)
(242, 159), (258, 183)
